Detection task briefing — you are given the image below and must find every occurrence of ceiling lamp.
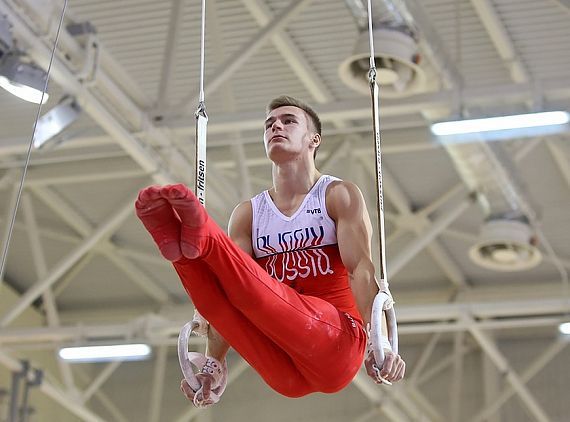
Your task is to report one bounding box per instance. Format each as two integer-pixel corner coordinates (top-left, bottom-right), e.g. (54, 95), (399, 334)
(431, 111), (570, 136)
(339, 27), (426, 98)
(469, 218), (542, 272)
(0, 52), (49, 104)
(33, 96), (81, 148)
(58, 343), (152, 363)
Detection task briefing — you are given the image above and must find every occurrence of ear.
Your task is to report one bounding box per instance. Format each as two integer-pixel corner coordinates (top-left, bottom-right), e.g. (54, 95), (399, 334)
(311, 133), (321, 148)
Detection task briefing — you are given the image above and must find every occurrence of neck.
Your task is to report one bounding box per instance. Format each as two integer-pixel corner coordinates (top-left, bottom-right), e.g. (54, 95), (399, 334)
(271, 158), (321, 198)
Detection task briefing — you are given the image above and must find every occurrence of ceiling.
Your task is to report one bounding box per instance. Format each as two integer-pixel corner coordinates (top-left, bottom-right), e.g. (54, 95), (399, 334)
(0, 0), (569, 421)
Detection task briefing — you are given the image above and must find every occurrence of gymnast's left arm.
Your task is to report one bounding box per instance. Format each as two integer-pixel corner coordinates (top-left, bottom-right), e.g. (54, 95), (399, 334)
(327, 180), (405, 384)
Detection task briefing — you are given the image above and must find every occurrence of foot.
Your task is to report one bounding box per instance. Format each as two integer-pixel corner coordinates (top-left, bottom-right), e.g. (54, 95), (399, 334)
(135, 185), (183, 261)
(160, 184), (209, 259)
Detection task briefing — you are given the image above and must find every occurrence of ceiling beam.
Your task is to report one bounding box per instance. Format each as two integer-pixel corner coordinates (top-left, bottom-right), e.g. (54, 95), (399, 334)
(30, 186), (171, 304)
(0, 197), (135, 328)
(81, 361), (121, 404)
(156, 0), (186, 109)
(0, 0), (231, 214)
(241, 0), (335, 104)
(380, 166), (469, 288)
(175, 0), (313, 115)
(471, 339), (568, 422)
(351, 371), (413, 422)
(167, 78), (570, 135)
(466, 315), (551, 422)
(469, 0), (530, 83)
(388, 194), (474, 277)
(75, 367), (129, 422)
(21, 193), (79, 398)
(2, 295), (568, 347)
(554, 0), (570, 11)
(546, 140), (570, 191)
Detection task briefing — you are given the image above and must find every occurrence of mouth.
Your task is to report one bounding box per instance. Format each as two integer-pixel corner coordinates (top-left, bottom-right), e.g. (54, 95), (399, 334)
(270, 135), (286, 143)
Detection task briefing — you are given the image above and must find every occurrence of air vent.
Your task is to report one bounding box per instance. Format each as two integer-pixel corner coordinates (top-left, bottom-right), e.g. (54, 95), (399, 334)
(339, 27), (425, 98)
(469, 219), (541, 272)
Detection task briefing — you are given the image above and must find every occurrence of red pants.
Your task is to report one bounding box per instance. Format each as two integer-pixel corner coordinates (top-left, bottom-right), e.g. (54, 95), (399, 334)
(173, 216), (367, 398)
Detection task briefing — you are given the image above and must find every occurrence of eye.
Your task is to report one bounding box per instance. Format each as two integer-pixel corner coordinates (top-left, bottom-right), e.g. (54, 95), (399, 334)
(285, 118), (296, 124)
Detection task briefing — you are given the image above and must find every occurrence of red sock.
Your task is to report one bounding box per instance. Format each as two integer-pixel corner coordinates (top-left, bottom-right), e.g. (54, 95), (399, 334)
(160, 184), (209, 259)
(135, 185), (182, 261)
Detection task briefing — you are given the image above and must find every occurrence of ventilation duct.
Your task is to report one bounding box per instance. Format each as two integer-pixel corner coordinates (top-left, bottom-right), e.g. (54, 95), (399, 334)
(341, 0), (426, 97)
(444, 141), (542, 271)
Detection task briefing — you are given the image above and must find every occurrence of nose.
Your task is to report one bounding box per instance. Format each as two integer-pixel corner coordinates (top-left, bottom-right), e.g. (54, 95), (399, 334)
(271, 119), (283, 131)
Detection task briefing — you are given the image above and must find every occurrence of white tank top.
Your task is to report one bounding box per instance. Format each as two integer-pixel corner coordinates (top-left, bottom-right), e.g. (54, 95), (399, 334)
(249, 175), (362, 320)
(251, 175), (340, 260)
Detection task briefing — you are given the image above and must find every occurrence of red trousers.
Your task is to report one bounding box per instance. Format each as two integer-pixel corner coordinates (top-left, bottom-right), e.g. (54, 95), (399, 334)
(173, 217), (367, 397)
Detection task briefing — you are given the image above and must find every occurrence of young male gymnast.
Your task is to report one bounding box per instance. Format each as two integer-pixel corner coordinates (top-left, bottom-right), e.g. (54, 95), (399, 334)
(135, 96), (405, 407)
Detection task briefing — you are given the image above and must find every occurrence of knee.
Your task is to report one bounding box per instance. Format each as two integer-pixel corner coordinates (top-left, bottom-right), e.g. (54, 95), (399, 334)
(271, 380), (313, 398)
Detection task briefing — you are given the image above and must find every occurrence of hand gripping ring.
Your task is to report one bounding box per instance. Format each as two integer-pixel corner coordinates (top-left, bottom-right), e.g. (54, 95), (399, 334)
(177, 321), (223, 404)
(369, 292), (399, 385)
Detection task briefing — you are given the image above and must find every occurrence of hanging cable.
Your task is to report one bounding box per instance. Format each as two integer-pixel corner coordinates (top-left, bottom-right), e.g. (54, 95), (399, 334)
(179, 0), (211, 397)
(0, 0), (68, 284)
(366, 0), (399, 364)
(194, 0), (208, 206)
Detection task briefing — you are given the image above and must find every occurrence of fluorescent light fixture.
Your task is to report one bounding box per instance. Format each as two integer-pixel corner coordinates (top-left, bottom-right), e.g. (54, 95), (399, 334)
(59, 344), (152, 363)
(33, 96), (81, 148)
(0, 53), (48, 104)
(559, 322), (570, 336)
(431, 111), (570, 136)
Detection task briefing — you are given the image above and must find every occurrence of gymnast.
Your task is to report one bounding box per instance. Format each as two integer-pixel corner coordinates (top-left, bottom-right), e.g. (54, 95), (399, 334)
(135, 96), (405, 407)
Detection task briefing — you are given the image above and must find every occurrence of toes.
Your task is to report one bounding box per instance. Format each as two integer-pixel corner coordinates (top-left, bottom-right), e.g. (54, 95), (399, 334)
(136, 185), (165, 210)
(161, 185), (206, 228)
(161, 184), (191, 201)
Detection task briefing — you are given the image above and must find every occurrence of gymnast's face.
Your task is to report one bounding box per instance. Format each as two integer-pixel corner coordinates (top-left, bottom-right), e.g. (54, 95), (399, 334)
(263, 106), (319, 162)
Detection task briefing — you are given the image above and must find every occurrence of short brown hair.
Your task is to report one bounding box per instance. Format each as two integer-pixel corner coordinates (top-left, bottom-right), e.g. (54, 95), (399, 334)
(267, 96), (322, 159)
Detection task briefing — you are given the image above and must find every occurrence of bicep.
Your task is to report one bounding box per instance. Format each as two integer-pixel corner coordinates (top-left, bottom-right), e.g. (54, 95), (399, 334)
(228, 201), (254, 256)
(329, 183), (374, 274)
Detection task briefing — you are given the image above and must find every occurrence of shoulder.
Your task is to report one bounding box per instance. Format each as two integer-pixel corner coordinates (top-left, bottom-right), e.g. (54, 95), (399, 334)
(228, 200), (254, 254)
(228, 200), (252, 234)
(325, 180), (366, 220)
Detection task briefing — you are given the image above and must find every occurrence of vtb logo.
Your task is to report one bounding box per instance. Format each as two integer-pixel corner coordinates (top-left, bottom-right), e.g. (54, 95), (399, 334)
(306, 208), (321, 214)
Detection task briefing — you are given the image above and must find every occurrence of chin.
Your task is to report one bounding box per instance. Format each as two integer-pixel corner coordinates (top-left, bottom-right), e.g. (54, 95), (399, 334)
(267, 147), (295, 164)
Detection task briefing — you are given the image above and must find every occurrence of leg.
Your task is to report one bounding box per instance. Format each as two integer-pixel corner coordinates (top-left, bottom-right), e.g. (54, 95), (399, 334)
(174, 258), (313, 397)
(165, 185), (366, 393)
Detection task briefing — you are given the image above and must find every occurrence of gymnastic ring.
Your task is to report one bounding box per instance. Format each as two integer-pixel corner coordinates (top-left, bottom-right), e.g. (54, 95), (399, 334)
(178, 321), (204, 392)
(370, 292), (399, 373)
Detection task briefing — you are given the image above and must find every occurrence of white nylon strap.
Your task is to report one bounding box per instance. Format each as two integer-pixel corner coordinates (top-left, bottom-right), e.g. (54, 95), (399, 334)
(369, 291), (399, 385)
